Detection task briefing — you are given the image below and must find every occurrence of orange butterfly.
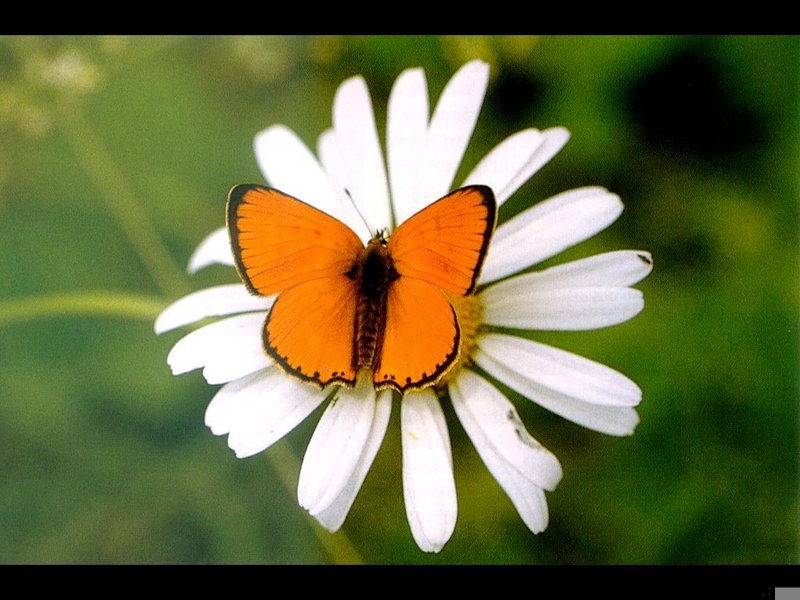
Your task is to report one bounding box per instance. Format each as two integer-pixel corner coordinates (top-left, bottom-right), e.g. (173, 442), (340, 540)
(227, 184), (496, 393)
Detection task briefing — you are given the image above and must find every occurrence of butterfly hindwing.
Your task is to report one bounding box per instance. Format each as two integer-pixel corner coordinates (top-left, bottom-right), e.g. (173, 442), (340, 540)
(389, 185), (496, 296)
(374, 277), (459, 392)
(266, 275), (359, 387)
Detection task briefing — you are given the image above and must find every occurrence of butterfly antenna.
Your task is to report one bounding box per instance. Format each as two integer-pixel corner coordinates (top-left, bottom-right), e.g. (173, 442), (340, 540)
(343, 188), (378, 237)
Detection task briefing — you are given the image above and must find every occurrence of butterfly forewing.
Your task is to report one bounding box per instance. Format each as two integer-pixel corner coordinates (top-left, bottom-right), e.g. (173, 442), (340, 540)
(389, 185), (496, 296)
(227, 184), (363, 387)
(374, 277), (460, 392)
(227, 185), (364, 296)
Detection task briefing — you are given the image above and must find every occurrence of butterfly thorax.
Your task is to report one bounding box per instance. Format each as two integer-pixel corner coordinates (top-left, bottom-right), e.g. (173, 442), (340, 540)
(347, 237), (399, 373)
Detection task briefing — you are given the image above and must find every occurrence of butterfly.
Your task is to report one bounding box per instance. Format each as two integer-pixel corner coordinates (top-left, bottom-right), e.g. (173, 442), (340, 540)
(227, 183), (496, 393)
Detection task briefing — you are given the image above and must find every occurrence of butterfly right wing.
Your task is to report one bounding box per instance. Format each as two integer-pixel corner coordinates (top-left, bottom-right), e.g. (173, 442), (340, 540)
(374, 186), (497, 392)
(389, 185), (496, 296)
(227, 184), (364, 387)
(374, 276), (460, 392)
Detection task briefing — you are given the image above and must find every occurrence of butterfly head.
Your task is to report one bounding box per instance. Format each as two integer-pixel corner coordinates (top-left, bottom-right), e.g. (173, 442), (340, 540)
(373, 227), (391, 245)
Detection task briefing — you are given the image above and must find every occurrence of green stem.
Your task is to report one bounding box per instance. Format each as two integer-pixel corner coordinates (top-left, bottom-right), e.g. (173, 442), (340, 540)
(268, 440), (366, 565)
(57, 106), (190, 298)
(0, 291), (164, 327)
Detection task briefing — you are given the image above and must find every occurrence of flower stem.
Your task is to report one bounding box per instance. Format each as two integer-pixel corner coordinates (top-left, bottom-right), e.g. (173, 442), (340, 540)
(268, 440), (365, 565)
(57, 106), (190, 298)
(0, 291), (164, 327)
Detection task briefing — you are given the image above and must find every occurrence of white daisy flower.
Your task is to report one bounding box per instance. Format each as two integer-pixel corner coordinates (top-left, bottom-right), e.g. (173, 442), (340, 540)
(155, 60), (652, 554)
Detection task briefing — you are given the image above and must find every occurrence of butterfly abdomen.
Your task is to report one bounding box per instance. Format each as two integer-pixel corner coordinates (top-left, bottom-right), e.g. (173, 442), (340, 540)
(349, 238), (399, 374)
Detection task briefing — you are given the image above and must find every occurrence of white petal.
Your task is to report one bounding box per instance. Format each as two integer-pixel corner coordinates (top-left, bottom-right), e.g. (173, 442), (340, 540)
(450, 370), (558, 533)
(317, 129), (373, 243)
(298, 376), (377, 515)
(479, 187), (624, 285)
(461, 128), (543, 199)
(205, 366), (327, 458)
(407, 60), (490, 221)
(462, 127), (570, 207)
(477, 334), (641, 407)
(473, 334), (641, 435)
(510, 483), (549, 534)
(317, 128), (346, 191)
(331, 76), (392, 233)
(253, 125), (344, 220)
(482, 285), (645, 331)
(489, 250), (653, 291)
(154, 284), (272, 334)
(450, 369), (562, 490)
(401, 389), (457, 553)
(166, 312), (270, 384)
(187, 227), (235, 274)
(386, 67), (429, 228)
(312, 389), (392, 532)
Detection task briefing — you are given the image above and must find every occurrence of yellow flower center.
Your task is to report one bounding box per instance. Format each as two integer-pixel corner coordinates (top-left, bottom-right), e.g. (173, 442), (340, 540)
(441, 293), (483, 386)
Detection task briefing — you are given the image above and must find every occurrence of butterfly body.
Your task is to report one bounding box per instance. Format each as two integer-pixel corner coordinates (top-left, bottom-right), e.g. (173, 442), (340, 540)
(227, 184), (496, 393)
(349, 237), (398, 375)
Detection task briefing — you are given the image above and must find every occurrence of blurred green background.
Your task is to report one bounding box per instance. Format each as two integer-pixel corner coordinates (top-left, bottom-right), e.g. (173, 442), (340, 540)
(0, 35), (796, 564)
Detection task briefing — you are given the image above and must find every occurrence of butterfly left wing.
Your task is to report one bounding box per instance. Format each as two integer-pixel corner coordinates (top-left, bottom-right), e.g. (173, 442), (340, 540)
(375, 186), (497, 392)
(227, 184), (364, 387)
